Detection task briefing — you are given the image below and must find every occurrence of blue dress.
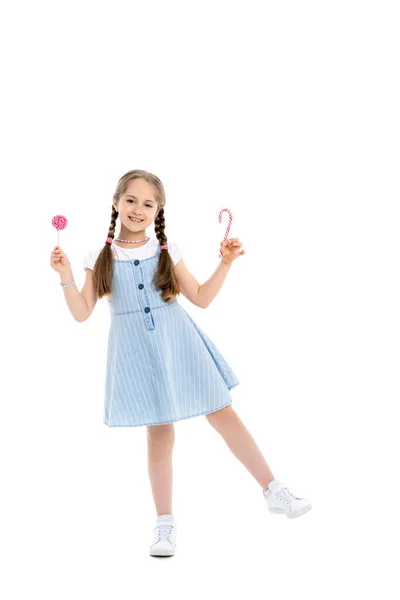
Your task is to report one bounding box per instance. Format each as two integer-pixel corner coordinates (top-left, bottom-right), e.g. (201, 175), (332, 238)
(103, 245), (239, 427)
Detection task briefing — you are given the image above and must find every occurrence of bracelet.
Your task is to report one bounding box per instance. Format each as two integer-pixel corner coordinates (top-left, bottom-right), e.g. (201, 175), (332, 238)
(60, 280), (75, 288)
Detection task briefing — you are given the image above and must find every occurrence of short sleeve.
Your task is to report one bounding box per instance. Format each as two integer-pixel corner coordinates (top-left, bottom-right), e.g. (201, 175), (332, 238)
(168, 242), (182, 266)
(82, 249), (100, 271)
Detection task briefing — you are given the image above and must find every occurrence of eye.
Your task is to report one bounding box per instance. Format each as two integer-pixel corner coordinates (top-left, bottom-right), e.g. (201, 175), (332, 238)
(127, 199), (153, 208)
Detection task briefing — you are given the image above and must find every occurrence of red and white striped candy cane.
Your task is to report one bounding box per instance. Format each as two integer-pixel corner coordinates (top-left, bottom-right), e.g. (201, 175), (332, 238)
(218, 208), (233, 257)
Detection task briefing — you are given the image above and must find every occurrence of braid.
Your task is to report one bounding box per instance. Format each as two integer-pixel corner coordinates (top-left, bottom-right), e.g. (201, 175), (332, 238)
(154, 207), (167, 246)
(93, 203), (118, 300)
(107, 204), (118, 242)
(153, 206), (182, 303)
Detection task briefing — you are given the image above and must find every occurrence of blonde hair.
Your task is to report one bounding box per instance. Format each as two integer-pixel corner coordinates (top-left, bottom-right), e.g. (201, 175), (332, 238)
(93, 169), (182, 303)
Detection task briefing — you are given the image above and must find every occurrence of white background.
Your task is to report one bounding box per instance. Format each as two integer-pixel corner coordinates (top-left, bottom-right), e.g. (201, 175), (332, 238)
(1, 0), (399, 598)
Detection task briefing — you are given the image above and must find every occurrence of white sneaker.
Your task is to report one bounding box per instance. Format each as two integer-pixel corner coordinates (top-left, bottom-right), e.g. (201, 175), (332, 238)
(263, 479), (312, 519)
(149, 514), (177, 557)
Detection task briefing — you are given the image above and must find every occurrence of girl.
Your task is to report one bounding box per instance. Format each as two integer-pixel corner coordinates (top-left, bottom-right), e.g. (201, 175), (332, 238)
(50, 169), (311, 558)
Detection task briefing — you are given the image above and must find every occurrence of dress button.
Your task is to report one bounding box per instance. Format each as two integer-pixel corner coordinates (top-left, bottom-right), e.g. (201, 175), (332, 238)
(144, 307), (150, 313)
(134, 260), (140, 265)
(138, 284), (144, 290)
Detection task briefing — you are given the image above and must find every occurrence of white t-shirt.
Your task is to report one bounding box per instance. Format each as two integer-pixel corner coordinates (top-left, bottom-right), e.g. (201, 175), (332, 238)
(82, 237), (183, 271)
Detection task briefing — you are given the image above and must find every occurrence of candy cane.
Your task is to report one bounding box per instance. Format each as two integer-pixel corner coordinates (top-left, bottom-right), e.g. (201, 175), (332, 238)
(218, 208), (233, 258)
(52, 215), (68, 246)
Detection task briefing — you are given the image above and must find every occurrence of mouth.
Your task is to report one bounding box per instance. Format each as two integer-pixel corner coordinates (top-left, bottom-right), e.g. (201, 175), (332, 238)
(129, 217), (144, 222)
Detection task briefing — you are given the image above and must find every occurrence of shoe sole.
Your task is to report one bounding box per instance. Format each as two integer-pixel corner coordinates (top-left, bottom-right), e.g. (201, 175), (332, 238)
(268, 505), (312, 518)
(150, 547), (176, 557)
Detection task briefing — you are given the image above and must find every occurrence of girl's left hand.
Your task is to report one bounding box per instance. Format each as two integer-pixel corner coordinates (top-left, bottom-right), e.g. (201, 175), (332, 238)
(220, 238), (245, 265)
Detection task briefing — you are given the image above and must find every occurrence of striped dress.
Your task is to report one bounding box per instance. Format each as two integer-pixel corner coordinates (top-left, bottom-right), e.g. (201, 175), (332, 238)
(102, 244), (239, 427)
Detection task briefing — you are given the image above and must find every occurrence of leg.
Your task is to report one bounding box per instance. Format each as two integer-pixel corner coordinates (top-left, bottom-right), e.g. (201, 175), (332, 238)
(205, 405), (275, 491)
(147, 423), (175, 517)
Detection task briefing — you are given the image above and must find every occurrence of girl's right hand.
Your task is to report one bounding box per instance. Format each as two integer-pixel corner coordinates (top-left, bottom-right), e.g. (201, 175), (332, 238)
(50, 246), (71, 274)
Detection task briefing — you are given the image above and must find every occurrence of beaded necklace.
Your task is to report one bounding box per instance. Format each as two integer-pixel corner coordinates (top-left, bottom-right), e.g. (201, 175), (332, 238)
(113, 236), (151, 260)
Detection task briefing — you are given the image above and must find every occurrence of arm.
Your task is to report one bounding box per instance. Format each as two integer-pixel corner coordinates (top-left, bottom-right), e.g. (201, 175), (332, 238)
(174, 258), (232, 309)
(174, 238), (244, 308)
(60, 267), (98, 322)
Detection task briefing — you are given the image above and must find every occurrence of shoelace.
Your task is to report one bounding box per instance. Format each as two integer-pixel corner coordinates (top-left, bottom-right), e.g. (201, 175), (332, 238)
(276, 487), (298, 505)
(155, 524), (174, 540)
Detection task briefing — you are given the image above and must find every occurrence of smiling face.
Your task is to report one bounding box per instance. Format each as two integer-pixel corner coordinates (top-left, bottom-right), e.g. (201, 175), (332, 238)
(113, 178), (160, 242)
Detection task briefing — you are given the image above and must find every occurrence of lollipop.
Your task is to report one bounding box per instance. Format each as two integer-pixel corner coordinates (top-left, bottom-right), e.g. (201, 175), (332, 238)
(52, 215), (68, 245)
(218, 208), (233, 258)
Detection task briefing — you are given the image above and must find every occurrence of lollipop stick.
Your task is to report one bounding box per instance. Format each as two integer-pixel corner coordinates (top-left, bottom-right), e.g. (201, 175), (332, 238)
(57, 230), (59, 246)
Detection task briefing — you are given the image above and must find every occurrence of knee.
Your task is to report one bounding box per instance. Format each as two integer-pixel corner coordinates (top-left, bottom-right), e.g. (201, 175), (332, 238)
(147, 423), (175, 449)
(205, 404), (235, 426)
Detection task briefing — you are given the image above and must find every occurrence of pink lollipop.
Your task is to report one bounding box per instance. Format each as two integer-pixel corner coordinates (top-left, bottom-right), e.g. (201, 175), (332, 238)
(218, 208), (233, 258)
(52, 215), (68, 245)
